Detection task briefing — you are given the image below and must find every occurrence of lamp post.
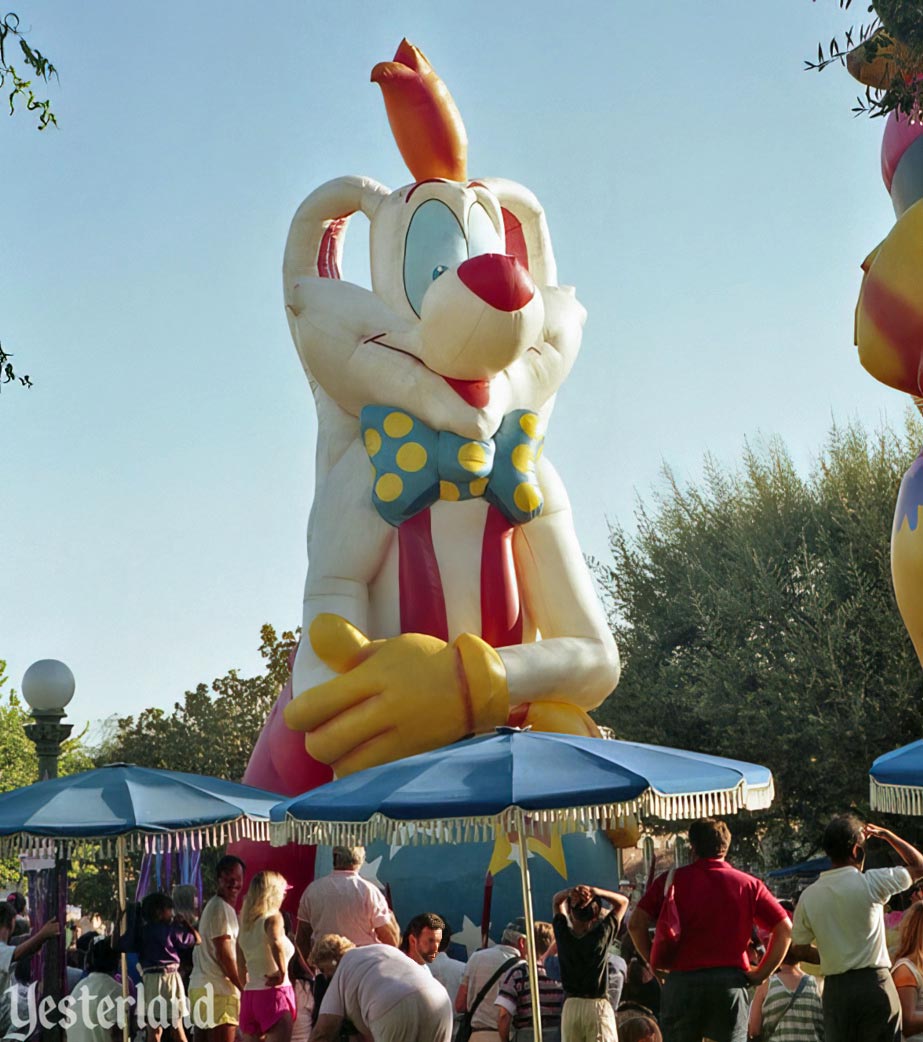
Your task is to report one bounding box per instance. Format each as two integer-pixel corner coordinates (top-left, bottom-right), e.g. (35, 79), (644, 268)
(22, 658), (74, 1042)
(22, 659), (74, 780)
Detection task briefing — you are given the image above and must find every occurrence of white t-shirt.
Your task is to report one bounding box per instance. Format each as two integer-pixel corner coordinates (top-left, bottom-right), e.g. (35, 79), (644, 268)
(189, 895), (240, 996)
(319, 944), (448, 1037)
(792, 865), (912, 975)
(65, 973), (123, 1042)
(297, 870), (391, 946)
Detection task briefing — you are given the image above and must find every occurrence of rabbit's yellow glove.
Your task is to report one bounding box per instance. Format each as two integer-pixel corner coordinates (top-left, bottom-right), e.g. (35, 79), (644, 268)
(284, 613), (509, 776)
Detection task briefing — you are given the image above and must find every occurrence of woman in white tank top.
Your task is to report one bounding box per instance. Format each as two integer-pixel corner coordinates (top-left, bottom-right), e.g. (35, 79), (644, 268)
(237, 871), (296, 1042)
(891, 902), (923, 1042)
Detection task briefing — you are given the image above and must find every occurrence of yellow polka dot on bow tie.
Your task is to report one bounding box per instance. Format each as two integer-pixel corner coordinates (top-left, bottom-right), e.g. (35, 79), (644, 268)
(514, 482), (541, 514)
(469, 477), (488, 496)
(458, 442), (488, 473)
(376, 473), (404, 502)
(364, 428), (382, 456)
(440, 481), (460, 501)
(383, 411), (413, 438)
(511, 444), (534, 474)
(396, 442), (427, 473)
(519, 413), (540, 439)
(536, 439), (544, 460)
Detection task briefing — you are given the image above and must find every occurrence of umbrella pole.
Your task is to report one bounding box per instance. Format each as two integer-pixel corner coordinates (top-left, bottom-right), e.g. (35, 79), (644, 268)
(514, 810), (543, 1042)
(117, 836), (129, 1042)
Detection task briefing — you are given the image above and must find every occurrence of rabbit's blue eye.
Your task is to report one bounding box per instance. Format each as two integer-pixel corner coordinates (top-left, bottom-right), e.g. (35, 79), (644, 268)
(404, 200), (466, 317)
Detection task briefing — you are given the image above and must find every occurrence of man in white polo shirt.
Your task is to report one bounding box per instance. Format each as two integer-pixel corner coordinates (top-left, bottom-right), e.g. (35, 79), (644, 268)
(791, 816), (923, 1042)
(296, 846), (399, 959)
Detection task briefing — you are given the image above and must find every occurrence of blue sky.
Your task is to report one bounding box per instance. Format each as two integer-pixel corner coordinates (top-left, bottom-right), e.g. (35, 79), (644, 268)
(1, 1), (904, 733)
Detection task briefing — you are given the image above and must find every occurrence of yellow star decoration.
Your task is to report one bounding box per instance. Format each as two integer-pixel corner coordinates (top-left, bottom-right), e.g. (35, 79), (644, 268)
(487, 821), (567, 879)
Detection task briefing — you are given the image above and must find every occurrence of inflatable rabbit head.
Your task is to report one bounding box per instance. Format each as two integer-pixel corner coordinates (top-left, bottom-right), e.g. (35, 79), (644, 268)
(283, 40), (585, 451)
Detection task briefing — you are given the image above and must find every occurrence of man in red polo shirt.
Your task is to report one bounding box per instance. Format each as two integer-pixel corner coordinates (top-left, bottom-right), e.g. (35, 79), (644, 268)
(628, 818), (791, 1042)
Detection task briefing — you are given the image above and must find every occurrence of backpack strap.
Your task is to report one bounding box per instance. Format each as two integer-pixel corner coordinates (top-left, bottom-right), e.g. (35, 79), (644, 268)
(762, 975), (809, 1041)
(469, 955), (523, 1017)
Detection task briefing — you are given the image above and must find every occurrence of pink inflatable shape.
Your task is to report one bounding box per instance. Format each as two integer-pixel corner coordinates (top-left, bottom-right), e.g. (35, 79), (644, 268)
(882, 111), (923, 193)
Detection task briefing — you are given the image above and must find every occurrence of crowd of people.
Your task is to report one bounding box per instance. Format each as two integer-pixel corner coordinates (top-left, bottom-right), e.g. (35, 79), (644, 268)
(2, 814), (923, 1041)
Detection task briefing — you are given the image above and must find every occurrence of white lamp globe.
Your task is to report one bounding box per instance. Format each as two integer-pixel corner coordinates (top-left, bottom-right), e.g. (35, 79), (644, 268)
(21, 659), (75, 712)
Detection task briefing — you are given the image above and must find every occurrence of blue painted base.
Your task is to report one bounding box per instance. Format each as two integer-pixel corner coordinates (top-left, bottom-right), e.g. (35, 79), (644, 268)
(358, 831), (621, 956)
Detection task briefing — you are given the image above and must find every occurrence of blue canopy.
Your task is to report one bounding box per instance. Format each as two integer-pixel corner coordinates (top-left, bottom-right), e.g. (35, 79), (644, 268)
(0, 763), (282, 854)
(766, 856), (831, 879)
(870, 739), (923, 815)
(271, 728), (774, 848)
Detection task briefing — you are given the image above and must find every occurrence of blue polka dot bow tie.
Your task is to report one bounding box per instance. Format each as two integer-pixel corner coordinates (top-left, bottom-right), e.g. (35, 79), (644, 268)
(360, 405), (545, 528)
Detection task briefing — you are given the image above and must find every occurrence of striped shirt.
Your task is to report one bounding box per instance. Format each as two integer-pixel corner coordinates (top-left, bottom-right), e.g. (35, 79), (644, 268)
(760, 974), (824, 1042)
(495, 962), (565, 1030)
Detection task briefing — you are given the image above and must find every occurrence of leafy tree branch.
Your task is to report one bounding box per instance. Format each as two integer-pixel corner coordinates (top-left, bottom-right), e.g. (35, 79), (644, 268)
(0, 12), (56, 129)
(809, 1), (923, 117)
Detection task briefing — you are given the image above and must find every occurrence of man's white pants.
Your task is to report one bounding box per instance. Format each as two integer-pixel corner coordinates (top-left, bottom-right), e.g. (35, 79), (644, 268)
(372, 989), (454, 1042)
(561, 997), (617, 1042)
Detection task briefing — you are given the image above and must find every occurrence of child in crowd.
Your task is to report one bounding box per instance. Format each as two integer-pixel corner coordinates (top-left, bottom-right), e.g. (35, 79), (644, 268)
(67, 938), (123, 1042)
(0, 903), (58, 994)
(139, 892), (199, 1042)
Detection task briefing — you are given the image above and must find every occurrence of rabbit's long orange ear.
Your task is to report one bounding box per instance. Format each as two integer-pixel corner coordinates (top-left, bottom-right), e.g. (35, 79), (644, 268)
(371, 39), (467, 182)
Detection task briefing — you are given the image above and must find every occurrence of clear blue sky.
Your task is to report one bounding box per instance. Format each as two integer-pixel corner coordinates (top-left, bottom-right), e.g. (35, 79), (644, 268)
(1, 1), (903, 734)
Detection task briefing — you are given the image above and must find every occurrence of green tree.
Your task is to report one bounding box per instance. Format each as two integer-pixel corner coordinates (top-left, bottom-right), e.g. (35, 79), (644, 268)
(96, 624), (298, 781)
(593, 416), (923, 864)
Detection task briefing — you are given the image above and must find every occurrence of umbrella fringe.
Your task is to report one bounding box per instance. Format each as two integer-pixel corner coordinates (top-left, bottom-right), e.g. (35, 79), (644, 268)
(269, 778), (776, 849)
(870, 777), (923, 816)
(0, 817), (272, 858)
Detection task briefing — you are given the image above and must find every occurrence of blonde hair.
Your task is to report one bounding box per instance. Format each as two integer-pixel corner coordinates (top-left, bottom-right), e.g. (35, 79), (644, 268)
(534, 922), (555, 958)
(240, 871), (287, 926)
(310, 934), (355, 968)
(896, 902), (923, 965)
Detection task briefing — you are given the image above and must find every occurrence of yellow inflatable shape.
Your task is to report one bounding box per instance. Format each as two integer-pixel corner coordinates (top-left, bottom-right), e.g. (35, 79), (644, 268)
(510, 700), (601, 738)
(284, 613), (509, 776)
(607, 815), (642, 849)
(855, 200), (923, 396)
(892, 458), (923, 668)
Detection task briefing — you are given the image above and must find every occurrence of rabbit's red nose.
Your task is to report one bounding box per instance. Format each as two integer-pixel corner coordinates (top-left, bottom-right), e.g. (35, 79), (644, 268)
(457, 254), (535, 313)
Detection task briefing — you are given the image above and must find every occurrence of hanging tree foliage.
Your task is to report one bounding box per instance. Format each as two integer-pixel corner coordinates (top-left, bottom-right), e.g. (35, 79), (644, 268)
(809, 1), (923, 117)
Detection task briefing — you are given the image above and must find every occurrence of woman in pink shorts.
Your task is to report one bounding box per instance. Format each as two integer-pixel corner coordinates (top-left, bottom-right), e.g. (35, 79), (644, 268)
(237, 871), (296, 1042)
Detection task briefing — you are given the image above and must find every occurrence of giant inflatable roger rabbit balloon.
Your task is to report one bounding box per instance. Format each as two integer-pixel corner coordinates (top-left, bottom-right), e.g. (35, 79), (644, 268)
(849, 46), (923, 671)
(237, 41), (621, 927)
